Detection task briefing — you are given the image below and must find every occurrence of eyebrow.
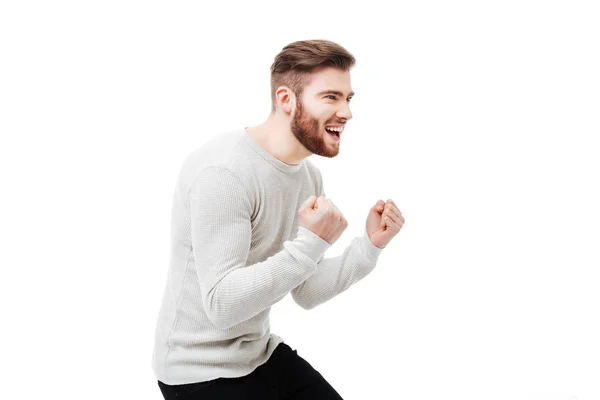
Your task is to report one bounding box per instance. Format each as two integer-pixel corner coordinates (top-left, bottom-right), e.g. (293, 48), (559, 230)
(317, 90), (355, 98)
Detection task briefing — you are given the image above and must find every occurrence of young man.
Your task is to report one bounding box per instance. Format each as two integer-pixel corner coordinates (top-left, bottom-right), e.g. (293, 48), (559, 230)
(152, 39), (405, 399)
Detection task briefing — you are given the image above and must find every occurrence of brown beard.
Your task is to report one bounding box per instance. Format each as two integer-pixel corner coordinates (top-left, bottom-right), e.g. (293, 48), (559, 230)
(290, 97), (340, 158)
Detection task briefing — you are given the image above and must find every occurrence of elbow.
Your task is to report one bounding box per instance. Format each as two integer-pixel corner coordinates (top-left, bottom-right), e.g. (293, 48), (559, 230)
(205, 307), (237, 330)
(202, 291), (238, 330)
(300, 302), (317, 311)
(209, 315), (236, 330)
(301, 301), (321, 310)
(292, 293), (317, 311)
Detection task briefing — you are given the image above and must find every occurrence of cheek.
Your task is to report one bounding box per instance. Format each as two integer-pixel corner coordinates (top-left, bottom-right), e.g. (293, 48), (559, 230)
(303, 103), (334, 126)
(315, 110), (334, 124)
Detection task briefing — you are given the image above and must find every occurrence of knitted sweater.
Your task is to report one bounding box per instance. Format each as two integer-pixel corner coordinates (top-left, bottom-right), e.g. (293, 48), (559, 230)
(151, 128), (384, 385)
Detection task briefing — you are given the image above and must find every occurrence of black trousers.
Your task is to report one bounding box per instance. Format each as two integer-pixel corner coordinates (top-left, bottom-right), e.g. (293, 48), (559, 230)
(157, 342), (344, 399)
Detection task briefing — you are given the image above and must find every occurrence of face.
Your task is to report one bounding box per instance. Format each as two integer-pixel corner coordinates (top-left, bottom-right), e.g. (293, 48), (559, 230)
(289, 67), (354, 158)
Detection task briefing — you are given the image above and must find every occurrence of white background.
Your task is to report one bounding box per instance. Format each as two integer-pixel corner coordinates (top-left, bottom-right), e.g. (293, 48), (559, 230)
(1, 1), (599, 399)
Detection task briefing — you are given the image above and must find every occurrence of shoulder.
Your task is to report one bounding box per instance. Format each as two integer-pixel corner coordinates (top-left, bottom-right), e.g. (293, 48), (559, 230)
(302, 158), (325, 196)
(181, 129), (247, 173)
(187, 166), (255, 216)
(303, 158), (323, 180)
(177, 129), (254, 194)
(188, 166), (244, 194)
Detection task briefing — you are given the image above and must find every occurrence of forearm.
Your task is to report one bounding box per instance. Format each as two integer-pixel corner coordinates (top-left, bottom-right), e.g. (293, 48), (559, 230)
(200, 227), (330, 329)
(189, 166), (333, 329)
(291, 229), (384, 310)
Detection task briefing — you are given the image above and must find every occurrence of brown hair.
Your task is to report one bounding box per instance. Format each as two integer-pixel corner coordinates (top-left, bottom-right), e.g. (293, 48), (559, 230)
(269, 40), (356, 112)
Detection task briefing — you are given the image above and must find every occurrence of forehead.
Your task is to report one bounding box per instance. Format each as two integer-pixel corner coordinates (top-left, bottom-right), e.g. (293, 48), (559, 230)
(303, 67), (353, 95)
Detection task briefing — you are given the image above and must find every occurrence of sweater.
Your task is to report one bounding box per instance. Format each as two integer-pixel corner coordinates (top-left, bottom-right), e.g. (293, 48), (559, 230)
(151, 127), (384, 385)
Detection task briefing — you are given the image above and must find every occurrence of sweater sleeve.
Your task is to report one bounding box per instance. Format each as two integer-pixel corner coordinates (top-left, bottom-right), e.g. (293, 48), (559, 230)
(290, 175), (385, 310)
(189, 166), (331, 330)
(290, 230), (384, 310)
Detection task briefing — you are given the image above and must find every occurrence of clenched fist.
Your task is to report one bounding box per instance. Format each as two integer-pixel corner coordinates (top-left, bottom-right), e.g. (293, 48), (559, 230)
(297, 195), (348, 245)
(366, 199), (405, 248)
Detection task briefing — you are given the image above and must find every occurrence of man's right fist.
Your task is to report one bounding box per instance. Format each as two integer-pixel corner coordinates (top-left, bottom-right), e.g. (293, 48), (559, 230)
(297, 195), (348, 245)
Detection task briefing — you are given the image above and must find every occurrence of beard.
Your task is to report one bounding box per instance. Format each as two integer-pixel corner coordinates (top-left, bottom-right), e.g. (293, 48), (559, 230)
(290, 98), (340, 158)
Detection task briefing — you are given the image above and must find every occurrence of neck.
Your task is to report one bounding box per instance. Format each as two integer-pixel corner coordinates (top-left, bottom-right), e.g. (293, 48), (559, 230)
(246, 112), (312, 166)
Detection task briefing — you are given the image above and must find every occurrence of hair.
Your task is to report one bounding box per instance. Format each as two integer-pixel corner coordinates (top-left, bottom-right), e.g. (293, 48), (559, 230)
(269, 40), (356, 112)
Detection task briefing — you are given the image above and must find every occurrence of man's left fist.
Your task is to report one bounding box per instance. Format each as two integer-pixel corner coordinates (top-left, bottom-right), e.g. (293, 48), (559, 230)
(365, 199), (405, 249)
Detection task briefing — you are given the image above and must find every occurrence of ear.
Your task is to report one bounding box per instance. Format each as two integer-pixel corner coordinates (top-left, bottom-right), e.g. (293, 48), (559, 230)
(275, 86), (295, 115)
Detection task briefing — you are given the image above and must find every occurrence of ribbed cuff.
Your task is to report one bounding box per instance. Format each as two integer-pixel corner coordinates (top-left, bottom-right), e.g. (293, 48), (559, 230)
(359, 229), (385, 262)
(294, 226), (332, 263)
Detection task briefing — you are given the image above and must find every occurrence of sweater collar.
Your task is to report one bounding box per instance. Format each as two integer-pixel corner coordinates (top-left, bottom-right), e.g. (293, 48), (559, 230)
(242, 128), (304, 174)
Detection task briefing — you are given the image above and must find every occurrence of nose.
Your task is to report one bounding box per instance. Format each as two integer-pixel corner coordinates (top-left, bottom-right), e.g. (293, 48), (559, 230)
(337, 101), (353, 121)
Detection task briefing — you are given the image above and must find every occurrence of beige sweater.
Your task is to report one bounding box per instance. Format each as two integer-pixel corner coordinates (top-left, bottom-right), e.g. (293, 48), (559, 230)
(151, 128), (384, 385)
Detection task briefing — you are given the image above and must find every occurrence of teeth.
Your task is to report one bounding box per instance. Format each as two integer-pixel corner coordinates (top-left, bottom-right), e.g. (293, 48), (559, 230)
(326, 126), (344, 133)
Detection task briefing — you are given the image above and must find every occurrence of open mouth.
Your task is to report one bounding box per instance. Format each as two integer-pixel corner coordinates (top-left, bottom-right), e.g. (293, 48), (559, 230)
(325, 126), (343, 139)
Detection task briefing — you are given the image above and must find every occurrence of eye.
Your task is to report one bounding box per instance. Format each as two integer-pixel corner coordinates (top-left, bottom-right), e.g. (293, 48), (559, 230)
(325, 95), (337, 100)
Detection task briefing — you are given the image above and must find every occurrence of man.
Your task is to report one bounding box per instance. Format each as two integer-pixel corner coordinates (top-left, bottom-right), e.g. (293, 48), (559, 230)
(152, 39), (405, 399)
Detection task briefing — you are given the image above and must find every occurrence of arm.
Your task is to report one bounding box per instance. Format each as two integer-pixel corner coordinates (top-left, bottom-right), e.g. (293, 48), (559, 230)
(290, 229), (384, 310)
(290, 180), (384, 310)
(189, 166), (331, 329)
